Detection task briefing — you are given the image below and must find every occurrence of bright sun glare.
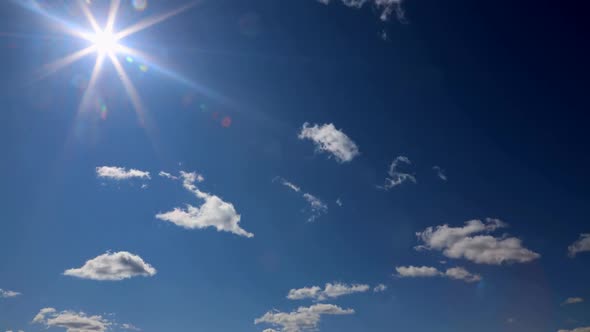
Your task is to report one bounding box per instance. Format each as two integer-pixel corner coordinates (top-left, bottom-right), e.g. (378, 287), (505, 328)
(91, 30), (120, 54)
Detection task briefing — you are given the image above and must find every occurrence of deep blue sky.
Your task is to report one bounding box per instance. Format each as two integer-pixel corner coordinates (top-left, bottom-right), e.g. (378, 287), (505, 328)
(1, 1), (589, 332)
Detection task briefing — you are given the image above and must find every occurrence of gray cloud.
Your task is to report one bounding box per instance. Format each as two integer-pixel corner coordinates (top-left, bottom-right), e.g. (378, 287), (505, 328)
(415, 219), (540, 265)
(568, 234), (590, 257)
(562, 297), (584, 306)
(287, 283), (370, 301)
(432, 166), (447, 181)
(157, 171), (254, 238)
(315, 0), (405, 21)
(255, 303), (354, 332)
(298, 123), (360, 163)
(63, 251), (156, 281)
(558, 327), (590, 332)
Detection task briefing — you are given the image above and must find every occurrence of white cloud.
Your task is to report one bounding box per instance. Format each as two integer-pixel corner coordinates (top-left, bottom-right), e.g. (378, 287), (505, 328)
(33, 308), (113, 332)
(63, 251), (157, 281)
(158, 171), (178, 180)
(395, 266), (481, 283)
(315, 0), (405, 21)
(298, 123), (359, 163)
(287, 283), (369, 301)
(558, 327), (590, 332)
(96, 166), (150, 180)
(373, 284), (387, 292)
(156, 171), (253, 238)
(255, 304), (354, 332)
(379, 156), (416, 190)
(0, 289), (21, 298)
(120, 323), (141, 331)
(562, 297), (584, 306)
(432, 166), (447, 181)
(274, 177), (328, 222)
(415, 219), (540, 265)
(568, 234), (590, 257)
(336, 198), (343, 207)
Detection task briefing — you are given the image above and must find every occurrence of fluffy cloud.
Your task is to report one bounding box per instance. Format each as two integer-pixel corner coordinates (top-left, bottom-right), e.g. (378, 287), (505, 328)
(395, 266), (481, 283)
(0, 289), (21, 298)
(562, 297), (584, 306)
(255, 304), (354, 332)
(315, 0), (405, 21)
(373, 284), (387, 292)
(568, 234), (590, 257)
(298, 123), (359, 163)
(558, 328), (590, 332)
(63, 251), (157, 281)
(379, 156), (416, 190)
(33, 308), (112, 332)
(415, 218), (540, 265)
(274, 177), (328, 222)
(432, 166), (447, 181)
(156, 171), (254, 238)
(96, 166), (150, 180)
(287, 283), (370, 301)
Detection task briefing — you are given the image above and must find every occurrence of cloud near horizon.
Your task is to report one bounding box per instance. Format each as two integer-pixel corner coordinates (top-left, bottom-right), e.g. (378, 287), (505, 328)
(156, 171), (254, 238)
(415, 218), (540, 265)
(63, 251), (156, 281)
(298, 123), (360, 163)
(255, 303), (354, 332)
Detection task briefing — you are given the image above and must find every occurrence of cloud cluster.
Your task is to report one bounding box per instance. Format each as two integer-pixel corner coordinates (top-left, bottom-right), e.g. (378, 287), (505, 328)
(275, 177), (328, 222)
(561, 297), (584, 306)
(395, 265), (481, 283)
(33, 308), (111, 332)
(568, 234), (590, 257)
(287, 283), (370, 301)
(379, 156), (416, 190)
(156, 171), (254, 238)
(63, 251), (157, 281)
(315, 0), (405, 21)
(0, 288), (21, 298)
(255, 304), (354, 332)
(558, 328), (590, 332)
(298, 123), (360, 163)
(415, 219), (540, 265)
(96, 166), (150, 180)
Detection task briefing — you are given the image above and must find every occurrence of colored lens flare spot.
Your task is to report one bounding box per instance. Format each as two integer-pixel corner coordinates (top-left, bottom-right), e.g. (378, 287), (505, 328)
(221, 116), (232, 128)
(132, 0), (148, 11)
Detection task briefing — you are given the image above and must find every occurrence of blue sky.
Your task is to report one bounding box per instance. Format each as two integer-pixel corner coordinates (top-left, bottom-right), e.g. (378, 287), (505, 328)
(1, 0), (589, 332)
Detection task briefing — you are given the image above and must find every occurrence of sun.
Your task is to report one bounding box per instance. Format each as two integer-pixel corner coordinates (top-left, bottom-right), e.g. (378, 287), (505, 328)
(91, 29), (121, 55)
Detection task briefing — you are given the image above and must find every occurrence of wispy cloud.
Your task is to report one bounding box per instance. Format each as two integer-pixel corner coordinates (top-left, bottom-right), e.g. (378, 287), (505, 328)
(158, 171), (179, 180)
(315, 0), (405, 21)
(274, 177), (328, 222)
(373, 284), (387, 292)
(0, 288), (21, 298)
(379, 156), (416, 190)
(415, 218), (540, 265)
(298, 123), (360, 163)
(395, 265), (481, 283)
(562, 297), (584, 306)
(432, 166), (447, 181)
(96, 166), (150, 180)
(287, 283), (370, 301)
(255, 303), (354, 332)
(63, 251), (156, 281)
(157, 171), (254, 238)
(568, 234), (590, 257)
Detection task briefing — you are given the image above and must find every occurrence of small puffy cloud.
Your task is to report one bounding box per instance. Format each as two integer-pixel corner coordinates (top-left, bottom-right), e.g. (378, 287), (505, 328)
(379, 156), (416, 190)
(335, 198), (342, 207)
(562, 297), (584, 306)
(558, 328), (590, 332)
(255, 303), (354, 332)
(432, 166), (447, 181)
(156, 171), (254, 238)
(415, 218), (540, 265)
(315, 0), (405, 21)
(33, 308), (112, 332)
(63, 251), (156, 281)
(568, 234), (590, 257)
(274, 177), (328, 222)
(288, 283), (369, 301)
(298, 123), (359, 163)
(121, 323), (141, 331)
(395, 266), (481, 283)
(96, 166), (150, 180)
(0, 289), (21, 298)
(373, 284), (387, 292)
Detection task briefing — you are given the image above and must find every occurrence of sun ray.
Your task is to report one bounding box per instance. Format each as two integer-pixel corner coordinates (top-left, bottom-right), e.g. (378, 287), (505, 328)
(39, 46), (96, 80)
(78, 53), (106, 113)
(105, 0), (122, 33)
(115, 1), (199, 40)
(109, 53), (145, 122)
(77, 0), (101, 35)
